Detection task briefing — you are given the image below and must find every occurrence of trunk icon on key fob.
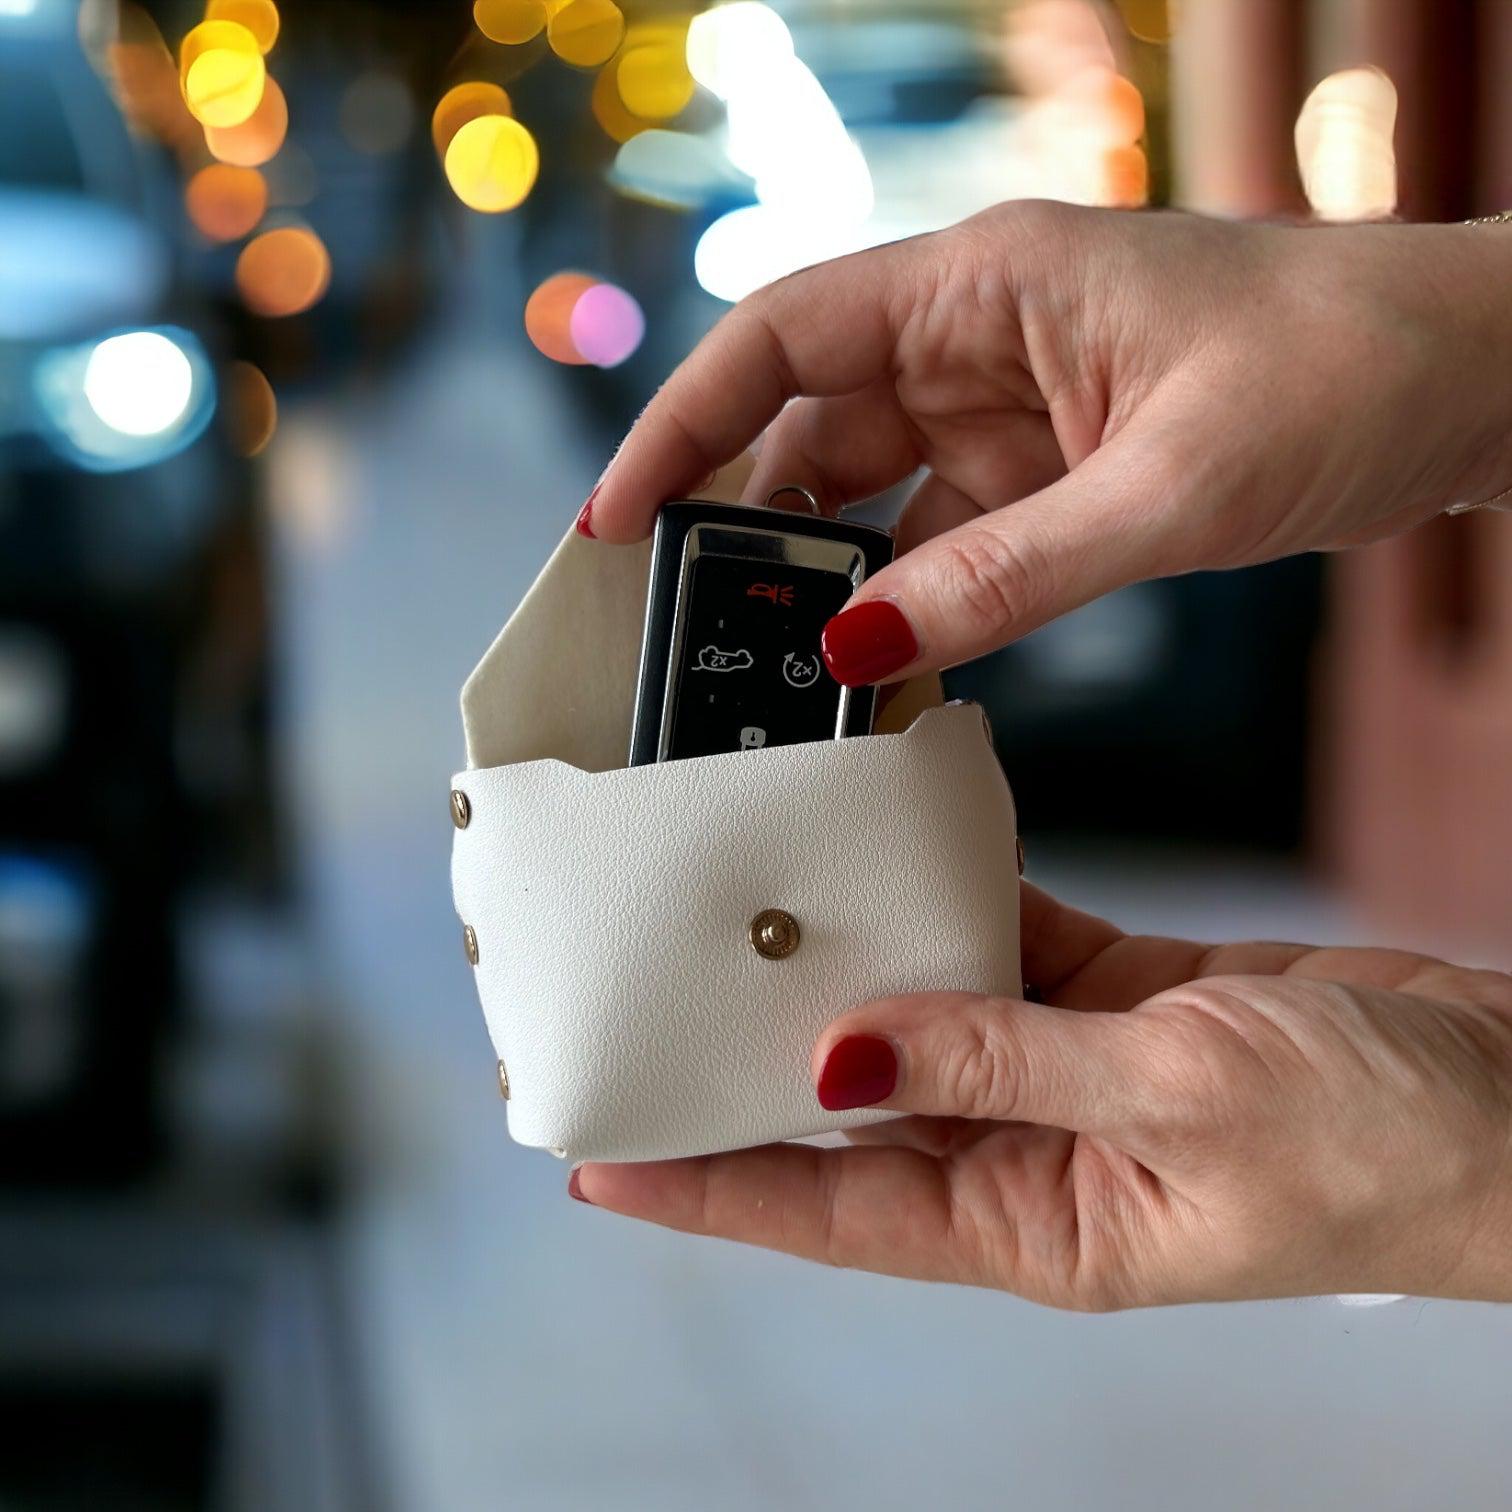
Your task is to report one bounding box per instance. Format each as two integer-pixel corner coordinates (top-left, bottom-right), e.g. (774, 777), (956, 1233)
(628, 495), (895, 765)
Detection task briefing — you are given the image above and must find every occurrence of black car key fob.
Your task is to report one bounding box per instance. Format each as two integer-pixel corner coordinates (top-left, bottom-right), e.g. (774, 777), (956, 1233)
(628, 494), (895, 765)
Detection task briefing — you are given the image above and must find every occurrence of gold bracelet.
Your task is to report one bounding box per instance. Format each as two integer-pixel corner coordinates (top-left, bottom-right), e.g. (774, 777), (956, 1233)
(1445, 212), (1512, 512)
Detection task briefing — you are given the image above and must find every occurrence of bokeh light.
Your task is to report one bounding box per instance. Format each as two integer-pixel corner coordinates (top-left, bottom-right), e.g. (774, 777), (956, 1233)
(1296, 67), (1398, 222)
(224, 360), (278, 456)
(612, 129), (739, 208)
(474, 0), (546, 45)
(591, 60), (651, 143)
(95, 6), (197, 154)
(1114, 0), (1173, 45)
(235, 226), (332, 316)
(184, 163), (268, 241)
(340, 71), (414, 154)
(431, 81), (512, 159)
(569, 282), (644, 367)
(547, 0), (624, 68)
(616, 27), (695, 120)
(524, 272), (596, 364)
(83, 332), (194, 438)
(206, 0), (280, 55)
(685, 2), (793, 101)
(204, 72), (287, 165)
(443, 114), (539, 212)
(180, 20), (266, 129)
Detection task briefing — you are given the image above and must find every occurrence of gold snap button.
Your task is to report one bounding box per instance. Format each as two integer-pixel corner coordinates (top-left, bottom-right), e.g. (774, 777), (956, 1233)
(450, 789), (471, 829)
(750, 908), (800, 960)
(463, 924), (479, 965)
(496, 1059), (510, 1100)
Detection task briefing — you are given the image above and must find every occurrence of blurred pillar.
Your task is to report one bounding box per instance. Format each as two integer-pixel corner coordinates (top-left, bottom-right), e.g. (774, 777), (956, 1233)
(1318, 1), (1510, 958)
(1170, 0), (1305, 215)
(1311, 0), (1476, 219)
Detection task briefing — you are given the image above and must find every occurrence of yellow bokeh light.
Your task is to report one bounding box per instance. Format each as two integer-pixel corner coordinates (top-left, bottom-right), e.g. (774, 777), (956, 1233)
(185, 163), (268, 240)
(616, 40), (694, 120)
(1114, 0), (1173, 44)
(181, 21), (266, 128)
(547, 0), (624, 68)
(225, 361), (278, 456)
(236, 226), (332, 316)
(204, 73), (287, 165)
(443, 113), (539, 212)
(1296, 66), (1397, 221)
(474, 0), (547, 45)
(525, 272), (596, 364)
(206, 0), (280, 55)
(591, 60), (651, 143)
(431, 81), (512, 158)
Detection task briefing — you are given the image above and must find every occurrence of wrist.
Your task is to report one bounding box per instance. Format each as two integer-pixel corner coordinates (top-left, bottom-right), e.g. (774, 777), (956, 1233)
(1389, 221), (1512, 510)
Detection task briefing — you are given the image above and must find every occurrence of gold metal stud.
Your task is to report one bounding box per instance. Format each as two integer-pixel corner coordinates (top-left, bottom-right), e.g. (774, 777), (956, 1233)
(750, 908), (800, 960)
(496, 1059), (510, 1100)
(450, 789), (471, 829)
(463, 923), (479, 965)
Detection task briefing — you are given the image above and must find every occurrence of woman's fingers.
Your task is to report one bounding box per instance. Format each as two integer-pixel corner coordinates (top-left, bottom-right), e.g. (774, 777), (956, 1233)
(1016, 881), (1126, 1003)
(812, 992), (1157, 1136)
(820, 426), (1198, 684)
(587, 242), (924, 543)
(739, 383), (922, 515)
(572, 1141), (982, 1285)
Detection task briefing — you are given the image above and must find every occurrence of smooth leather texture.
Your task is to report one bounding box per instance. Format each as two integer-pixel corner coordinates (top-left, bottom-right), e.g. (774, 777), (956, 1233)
(452, 519), (1022, 1163)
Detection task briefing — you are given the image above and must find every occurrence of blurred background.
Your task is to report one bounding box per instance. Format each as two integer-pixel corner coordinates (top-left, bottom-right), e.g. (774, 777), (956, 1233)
(1, 0), (1509, 1508)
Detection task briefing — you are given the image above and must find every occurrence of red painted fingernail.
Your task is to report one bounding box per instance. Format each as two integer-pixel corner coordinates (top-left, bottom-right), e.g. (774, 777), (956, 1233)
(817, 1035), (897, 1111)
(821, 601), (919, 687)
(568, 1166), (592, 1203)
(575, 486), (599, 538)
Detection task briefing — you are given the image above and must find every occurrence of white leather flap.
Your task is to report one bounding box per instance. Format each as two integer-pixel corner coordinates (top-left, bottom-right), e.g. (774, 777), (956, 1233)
(452, 512), (1020, 1163)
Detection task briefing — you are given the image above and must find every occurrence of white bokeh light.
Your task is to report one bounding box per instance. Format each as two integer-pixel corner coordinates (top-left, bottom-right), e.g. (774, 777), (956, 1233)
(83, 331), (195, 437)
(686, 2), (794, 102)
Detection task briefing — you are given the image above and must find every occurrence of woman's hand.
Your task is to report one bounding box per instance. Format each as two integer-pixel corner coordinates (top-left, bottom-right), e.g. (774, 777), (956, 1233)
(571, 885), (1512, 1308)
(585, 204), (1512, 685)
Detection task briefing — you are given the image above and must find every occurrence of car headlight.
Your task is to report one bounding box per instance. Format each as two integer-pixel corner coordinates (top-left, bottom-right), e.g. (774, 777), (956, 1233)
(32, 325), (216, 472)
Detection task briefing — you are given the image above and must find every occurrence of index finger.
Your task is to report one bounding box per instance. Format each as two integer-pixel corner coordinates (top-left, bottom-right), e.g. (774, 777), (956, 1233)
(585, 239), (922, 542)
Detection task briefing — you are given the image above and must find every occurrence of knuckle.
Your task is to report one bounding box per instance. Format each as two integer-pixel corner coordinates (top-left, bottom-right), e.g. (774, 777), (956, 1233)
(939, 1012), (1024, 1118)
(929, 527), (1047, 643)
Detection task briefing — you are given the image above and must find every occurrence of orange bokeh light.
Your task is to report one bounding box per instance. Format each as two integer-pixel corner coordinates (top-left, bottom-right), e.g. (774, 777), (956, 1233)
(591, 61), (651, 144)
(236, 226), (332, 316)
(525, 272), (596, 364)
(204, 73), (287, 166)
(185, 163), (268, 241)
(225, 361), (279, 456)
(206, 0), (281, 55)
(547, 0), (624, 68)
(474, 0), (547, 45)
(431, 81), (513, 158)
(1102, 144), (1148, 206)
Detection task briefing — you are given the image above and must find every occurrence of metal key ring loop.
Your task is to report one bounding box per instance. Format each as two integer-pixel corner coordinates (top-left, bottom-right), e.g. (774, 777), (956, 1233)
(764, 484), (821, 516)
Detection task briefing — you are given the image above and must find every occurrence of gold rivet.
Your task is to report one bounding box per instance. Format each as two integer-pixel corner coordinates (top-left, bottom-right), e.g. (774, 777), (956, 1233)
(463, 923), (479, 965)
(1016, 836), (1025, 876)
(750, 908), (800, 960)
(496, 1059), (510, 1100)
(450, 789), (471, 829)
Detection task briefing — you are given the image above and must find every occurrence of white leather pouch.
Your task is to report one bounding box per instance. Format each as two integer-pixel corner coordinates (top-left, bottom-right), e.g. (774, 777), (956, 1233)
(450, 526), (1022, 1164)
